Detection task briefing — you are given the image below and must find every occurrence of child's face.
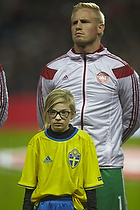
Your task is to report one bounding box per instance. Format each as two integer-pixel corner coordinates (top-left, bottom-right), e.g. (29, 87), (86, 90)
(48, 102), (75, 132)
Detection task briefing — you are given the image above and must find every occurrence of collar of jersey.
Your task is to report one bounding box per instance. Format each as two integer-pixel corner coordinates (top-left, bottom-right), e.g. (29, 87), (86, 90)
(44, 126), (78, 142)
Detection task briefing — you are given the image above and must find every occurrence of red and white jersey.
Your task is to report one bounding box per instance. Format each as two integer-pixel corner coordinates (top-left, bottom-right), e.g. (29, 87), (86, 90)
(37, 44), (140, 168)
(0, 64), (8, 129)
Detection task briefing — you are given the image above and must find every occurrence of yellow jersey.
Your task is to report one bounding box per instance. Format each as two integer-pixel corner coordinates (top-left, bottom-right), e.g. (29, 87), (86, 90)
(18, 127), (103, 209)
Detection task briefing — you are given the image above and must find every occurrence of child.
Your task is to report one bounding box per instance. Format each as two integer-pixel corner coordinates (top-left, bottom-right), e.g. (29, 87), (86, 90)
(18, 89), (103, 210)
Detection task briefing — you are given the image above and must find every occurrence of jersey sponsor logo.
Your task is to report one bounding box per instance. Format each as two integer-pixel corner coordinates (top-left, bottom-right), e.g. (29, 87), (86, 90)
(43, 156), (53, 163)
(68, 149), (81, 169)
(98, 176), (102, 181)
(97, 72), (109, 84)
(62, 75), (68, 80)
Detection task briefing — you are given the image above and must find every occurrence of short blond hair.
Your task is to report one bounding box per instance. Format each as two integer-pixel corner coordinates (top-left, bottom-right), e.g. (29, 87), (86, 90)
(43, 89), (76, 129)
(71, 2), (105, 24)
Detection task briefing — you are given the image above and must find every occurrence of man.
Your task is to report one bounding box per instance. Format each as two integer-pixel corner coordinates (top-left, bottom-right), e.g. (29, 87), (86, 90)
(0, 64), (8, 129)
(37, 2), (140, 210)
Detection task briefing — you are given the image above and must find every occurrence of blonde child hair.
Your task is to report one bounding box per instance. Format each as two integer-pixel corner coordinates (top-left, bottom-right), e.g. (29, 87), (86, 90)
(43, 89), (76, 129)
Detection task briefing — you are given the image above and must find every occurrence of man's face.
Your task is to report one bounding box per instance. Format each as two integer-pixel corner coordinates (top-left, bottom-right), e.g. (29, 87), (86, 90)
(71, 8), (100, 48)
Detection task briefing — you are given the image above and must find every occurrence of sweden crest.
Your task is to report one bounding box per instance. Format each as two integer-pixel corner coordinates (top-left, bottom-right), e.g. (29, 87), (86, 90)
(68, 149), (81, 169)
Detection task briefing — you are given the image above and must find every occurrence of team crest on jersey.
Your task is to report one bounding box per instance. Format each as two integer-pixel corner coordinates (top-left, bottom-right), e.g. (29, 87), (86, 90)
(97, 72), (109, 84)
(68, 149), (81, 169)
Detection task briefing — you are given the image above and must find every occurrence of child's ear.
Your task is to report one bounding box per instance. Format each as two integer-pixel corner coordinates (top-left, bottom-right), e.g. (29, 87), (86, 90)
(71, 111), (76, 119)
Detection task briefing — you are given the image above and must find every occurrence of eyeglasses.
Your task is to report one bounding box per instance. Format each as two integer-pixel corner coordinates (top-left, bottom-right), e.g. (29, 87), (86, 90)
(47, 110), (72, 119)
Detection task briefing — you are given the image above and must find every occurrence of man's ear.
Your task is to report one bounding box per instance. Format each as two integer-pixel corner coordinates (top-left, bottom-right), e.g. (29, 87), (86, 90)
(97, 23), (105, 34)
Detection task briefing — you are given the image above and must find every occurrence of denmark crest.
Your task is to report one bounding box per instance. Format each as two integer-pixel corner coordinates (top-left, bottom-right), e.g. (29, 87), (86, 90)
(97, 72), (109, 84)
(68, 149), (81, 169)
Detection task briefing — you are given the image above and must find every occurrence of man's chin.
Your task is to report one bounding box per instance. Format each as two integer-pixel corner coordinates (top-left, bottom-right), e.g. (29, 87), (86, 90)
(74, 39), (87, 48)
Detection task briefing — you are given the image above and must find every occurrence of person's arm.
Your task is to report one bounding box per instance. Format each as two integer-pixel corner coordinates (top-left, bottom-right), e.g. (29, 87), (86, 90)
(18, 140), (38, 210)
(0, 64), (8, 129)
(113, 65), (140, 143)
(37, 66), (57, 129)
(86, 189), (97, 210)
(23, 189), (34, 210)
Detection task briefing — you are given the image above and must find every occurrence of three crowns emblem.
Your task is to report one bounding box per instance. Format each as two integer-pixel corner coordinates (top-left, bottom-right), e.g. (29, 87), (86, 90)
(68, 149), (81, 169)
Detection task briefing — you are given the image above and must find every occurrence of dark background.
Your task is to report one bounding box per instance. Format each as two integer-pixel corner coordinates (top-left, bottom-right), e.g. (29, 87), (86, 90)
(0, 0), (140, 94)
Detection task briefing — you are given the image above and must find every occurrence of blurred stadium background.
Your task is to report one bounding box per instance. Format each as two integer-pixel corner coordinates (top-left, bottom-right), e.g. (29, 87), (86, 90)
(0, 0), (140, 209)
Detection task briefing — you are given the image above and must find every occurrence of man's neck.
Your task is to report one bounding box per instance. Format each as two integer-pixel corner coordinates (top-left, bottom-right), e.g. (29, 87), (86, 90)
(74, 42), (101, 53)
